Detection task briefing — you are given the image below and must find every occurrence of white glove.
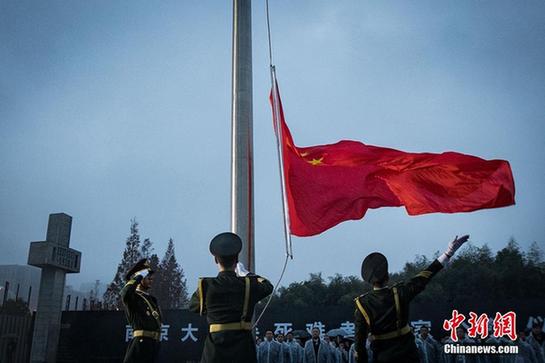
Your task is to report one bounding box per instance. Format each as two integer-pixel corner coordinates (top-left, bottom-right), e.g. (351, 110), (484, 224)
(438, 235), (469, 266)
(235, 262), (250, 277)
(133, 268), (150, 279)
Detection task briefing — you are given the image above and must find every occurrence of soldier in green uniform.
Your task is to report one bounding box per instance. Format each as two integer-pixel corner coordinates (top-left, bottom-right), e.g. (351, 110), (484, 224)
(354, 235), (470, 363)
(121, 258), (162, 363)
(189, 232), (274, 363)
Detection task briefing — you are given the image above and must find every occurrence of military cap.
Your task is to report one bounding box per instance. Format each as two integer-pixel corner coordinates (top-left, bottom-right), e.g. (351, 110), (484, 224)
(125, 258), (154, 281)
(209, 232), (242, 257)
(361, 252), (388, 284)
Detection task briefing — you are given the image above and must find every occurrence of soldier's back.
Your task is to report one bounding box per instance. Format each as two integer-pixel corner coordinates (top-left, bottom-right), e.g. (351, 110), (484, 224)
(356, 284), (419, 362)
(190, 271), (273, 363)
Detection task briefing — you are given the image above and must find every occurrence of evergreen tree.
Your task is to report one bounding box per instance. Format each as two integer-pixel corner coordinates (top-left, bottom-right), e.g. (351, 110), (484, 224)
(137, 235), (161, 297)
(155, 238), (189, 309)
(149, 253), (160, 271)
(527, 241), (544, 267)
(89, 280), (102, 311)
(148, 253), (160, 297)
(523, 241), (545, 297)
(141, 238), (153, 259)
(103, 219), (143, 309)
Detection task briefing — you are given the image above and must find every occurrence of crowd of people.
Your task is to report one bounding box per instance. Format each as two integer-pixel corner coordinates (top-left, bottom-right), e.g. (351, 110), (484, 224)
(256, 327), (358, 363)
(255, 323), (545, 363)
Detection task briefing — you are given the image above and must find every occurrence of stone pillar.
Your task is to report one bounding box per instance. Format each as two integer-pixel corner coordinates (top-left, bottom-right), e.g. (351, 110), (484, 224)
(28, 213), (81, 363)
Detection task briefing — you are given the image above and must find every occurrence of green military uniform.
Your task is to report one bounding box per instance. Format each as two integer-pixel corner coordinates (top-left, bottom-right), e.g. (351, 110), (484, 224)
(121, 259), (162, 363)
(354, 253), (444, 363)
(189, 232), (274, 363)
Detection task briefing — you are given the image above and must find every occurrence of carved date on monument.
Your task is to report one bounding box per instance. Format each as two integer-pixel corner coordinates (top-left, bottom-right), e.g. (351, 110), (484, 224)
(52, 246), (80, 271)
(29, 242), (81, 273)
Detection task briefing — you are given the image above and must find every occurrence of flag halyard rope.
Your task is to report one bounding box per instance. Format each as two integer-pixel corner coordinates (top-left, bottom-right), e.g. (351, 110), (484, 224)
(252, 0), (292, 329)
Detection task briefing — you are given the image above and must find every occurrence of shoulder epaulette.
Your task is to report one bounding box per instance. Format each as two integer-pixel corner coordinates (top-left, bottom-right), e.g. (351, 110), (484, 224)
(354, 294), (371, 326)
(198, 277), (208, 316)
(356, 291), (370, 300)
(414, 270), (433, 279)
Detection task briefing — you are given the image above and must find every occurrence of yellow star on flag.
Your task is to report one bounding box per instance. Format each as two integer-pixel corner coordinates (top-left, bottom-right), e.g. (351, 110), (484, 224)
(308, 157), (324, 166)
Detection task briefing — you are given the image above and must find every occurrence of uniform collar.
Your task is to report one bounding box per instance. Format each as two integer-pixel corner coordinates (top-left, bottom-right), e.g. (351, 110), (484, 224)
(136, 287), (149, 295)
(373, 286), (388, 291)
(218, 270), (237, 277)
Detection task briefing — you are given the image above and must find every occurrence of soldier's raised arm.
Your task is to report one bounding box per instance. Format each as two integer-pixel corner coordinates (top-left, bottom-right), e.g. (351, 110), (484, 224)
(236, 262), (274, 300)
(353, 235), (470, 363)
(403, 235), (469, 301)
(121, 267), (149, 304)
(254, 276), (273, 300)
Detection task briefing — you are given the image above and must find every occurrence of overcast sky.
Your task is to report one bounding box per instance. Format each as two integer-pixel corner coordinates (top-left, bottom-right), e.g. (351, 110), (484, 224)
(1, 1), (544, 293)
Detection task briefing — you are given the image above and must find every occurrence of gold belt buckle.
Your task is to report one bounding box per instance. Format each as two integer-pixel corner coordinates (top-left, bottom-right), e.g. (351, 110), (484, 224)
(133, 330), (160, 341)
(209, 322), (252, 333)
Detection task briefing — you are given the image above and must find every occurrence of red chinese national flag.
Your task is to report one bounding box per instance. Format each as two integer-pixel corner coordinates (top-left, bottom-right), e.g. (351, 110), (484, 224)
(271, 82), (515, 237)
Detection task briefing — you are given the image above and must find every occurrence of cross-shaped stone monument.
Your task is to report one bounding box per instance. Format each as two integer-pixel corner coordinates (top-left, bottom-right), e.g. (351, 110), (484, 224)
(28, 213), (81, 363)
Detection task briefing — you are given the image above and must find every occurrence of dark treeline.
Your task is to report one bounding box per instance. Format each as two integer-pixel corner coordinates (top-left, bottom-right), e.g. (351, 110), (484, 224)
(265, 239), (545, 315)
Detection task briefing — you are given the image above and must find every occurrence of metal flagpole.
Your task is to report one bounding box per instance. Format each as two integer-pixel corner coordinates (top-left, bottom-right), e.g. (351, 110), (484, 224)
(231, 0), (255, 271)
